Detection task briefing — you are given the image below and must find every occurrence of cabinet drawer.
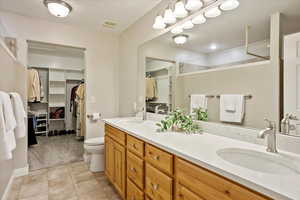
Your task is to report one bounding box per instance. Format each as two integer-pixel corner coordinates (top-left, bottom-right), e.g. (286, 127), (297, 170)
(127, 135), (144, 157)
(176, 183), (204, 200)
(127, 179), (144, 200)
(145, 163), (173, 200)
(175, 158), (271, 200)
(145, 144), (173, 175)
(127, 151), (144, 189)
(105, 124), (126, 145)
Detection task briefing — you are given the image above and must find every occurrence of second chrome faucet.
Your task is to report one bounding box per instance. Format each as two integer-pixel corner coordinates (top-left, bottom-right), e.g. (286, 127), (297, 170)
(258, 118), (278, 153)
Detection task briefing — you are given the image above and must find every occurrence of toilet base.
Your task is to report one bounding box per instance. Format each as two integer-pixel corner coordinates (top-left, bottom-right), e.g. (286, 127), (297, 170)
(90, 154), (104, 172)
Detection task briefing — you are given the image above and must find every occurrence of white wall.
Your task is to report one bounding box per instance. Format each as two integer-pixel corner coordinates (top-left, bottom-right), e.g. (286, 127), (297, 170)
(0, 10), (119, 142)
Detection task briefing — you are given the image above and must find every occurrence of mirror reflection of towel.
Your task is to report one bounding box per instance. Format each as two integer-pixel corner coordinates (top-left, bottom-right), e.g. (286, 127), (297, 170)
(190, 94), (207, 114)
(146, 78), (157, 100)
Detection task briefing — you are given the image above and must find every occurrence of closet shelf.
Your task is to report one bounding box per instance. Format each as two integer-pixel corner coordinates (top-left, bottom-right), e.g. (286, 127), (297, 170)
(49, 103), (65, 107)
(49, 118), (65, 121)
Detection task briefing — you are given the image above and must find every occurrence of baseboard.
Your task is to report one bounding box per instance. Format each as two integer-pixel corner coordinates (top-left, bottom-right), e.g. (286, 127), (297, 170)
(1, 165), (29, 200)
(1, 174), (14, 200)
(13, 165), (29, 177)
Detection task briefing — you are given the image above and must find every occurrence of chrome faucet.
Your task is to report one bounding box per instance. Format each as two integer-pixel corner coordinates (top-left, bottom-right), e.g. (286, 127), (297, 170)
(258, 118), (278, 153)
(281, 114), (298, 135)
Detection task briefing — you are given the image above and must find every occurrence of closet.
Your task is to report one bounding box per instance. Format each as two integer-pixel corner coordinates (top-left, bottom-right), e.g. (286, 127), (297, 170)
(27, 41), (85, 139)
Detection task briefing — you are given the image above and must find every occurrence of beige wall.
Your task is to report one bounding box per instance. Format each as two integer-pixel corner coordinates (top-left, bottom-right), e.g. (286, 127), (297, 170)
(0, 41), (26, 199)
(176, 62), (274, 129)
(0, 11), (120, 139)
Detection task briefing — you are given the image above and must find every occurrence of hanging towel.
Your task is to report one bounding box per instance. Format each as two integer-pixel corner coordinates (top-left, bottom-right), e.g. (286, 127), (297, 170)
(0, 91), (17, 160)
(146, 77), (157, 100)
(0, 103), (11, 160)
(190, 94), (208, 114)
(220, 95), (245, 123)
(27, 69), (41, 102)
(10, 92), (26, 138)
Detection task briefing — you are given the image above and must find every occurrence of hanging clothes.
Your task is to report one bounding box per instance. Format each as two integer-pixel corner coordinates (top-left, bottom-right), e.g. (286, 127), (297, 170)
(146, 77), (157, 101)
(75, 84), (85, 137)
(27, 69), (41, 102)
(70, 85), (79, 114)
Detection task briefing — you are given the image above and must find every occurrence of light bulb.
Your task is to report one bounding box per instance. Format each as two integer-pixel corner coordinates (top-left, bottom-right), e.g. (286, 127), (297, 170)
(152, 15), (166, 30)
(47, 2), (71, 17)
(163, 8), (176, 24)
(204, 7), (221, 18)
(182, 20), (194, 29)
(171, 26), (183, 34)
(174, 1), (188, 18)
(220, 0), (240, 11)
(185, 0), (203, 11)
(192, 14), (206, 24)
(173, 34), (188, 44)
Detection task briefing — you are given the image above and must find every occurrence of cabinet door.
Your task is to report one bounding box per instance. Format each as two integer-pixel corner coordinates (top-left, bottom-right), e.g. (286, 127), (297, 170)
(114, 141), (126, 198)
(105, 136), (114, 182)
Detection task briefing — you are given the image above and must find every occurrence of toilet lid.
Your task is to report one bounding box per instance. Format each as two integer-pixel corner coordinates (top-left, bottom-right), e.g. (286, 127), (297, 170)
(84, 137), (104, 145)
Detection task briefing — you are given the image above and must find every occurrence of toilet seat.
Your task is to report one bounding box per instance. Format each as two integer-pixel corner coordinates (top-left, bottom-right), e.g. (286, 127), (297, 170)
(84, 137), (104, 146)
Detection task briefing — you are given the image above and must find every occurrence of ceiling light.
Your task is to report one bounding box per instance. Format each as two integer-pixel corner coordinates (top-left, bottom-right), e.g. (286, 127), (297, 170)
(185, 0), (203, 11)
(152, 15), (166, 29)
(210, 44), (217, 50)
(171, 26), (183, 34)
(173, 34), (189, 44)
(182, 20), (194, 29)
(204, 7), (221, 18)
(163, 8), (176, 24)
(44, 0), (72, 18)
(192, 14), (206, 24)
(220, 0), (240, 11)
(174, 1), (188, 18)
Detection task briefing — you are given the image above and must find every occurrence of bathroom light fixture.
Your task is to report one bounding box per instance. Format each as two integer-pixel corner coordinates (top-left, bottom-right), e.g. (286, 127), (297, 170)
(192, 14), (206, 24)
(171, 26), (183, 34)
(204, 6), (221, 18)
(220, 0), (240, 11)
(153, 15), (166, 29)
(185, 0), (203, 11)
(44, 0), (72, 18)
(163, 7), (176, 24)
(174, 1), (188, 18)
(173, 34), (189, 44)
(210, 43), (217, 50)
(182, 20), (194, 29)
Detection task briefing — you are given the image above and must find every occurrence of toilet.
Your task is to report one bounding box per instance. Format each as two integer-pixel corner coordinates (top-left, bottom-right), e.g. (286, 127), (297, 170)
(84, 137), (105, 172)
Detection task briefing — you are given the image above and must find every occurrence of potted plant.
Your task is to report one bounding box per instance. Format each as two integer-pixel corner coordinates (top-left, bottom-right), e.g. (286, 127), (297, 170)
(192, 107), (208, 121)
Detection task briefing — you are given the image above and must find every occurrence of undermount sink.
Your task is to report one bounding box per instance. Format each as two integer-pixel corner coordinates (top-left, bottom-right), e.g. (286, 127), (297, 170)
(217, 148), (300, 175)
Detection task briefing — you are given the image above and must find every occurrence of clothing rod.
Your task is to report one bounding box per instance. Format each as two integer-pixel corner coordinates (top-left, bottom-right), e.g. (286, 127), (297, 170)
(188, 95), (215, 98)
(216, 94), (252, 99)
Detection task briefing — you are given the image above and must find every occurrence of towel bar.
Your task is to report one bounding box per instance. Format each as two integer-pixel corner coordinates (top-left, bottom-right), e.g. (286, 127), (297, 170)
(188, 95), (215, 98)
(216, 94), (252, 99)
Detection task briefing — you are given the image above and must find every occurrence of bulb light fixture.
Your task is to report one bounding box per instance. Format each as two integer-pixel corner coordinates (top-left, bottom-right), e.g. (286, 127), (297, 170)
(182, 20), (194, 29)
(44, 0), (72, 18)
(220, 0), (240, 11)
(173, 34), (189, 44)
(192, 14), (206, 24)
(185, 0), (203, 11)
(163, 7), (176, 24)
(204, 6), (221, 18)
(171, 26), (183, 34)
(153, 15), (166, 29)
(174, 1), (188, 18)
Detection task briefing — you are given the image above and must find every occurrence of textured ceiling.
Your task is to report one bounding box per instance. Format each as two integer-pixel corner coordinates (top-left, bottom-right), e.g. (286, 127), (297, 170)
(0, 0), (161, 33)
(154, 0), (300, 54)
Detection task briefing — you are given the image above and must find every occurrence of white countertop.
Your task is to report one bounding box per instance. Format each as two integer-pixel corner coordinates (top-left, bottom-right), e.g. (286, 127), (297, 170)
(103, 117), (300, 200)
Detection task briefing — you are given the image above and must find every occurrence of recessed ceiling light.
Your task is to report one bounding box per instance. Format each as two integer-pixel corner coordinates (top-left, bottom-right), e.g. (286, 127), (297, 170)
(173, 34), (189, 45)
(44, 0), (72, 18)
(204, 7), (221, 18)
(210, 44), (217, 50)
(220, 0), (240, 11)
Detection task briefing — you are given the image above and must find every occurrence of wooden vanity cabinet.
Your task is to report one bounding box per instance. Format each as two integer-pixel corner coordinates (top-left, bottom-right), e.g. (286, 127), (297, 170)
(105, 124), (272, 200)
(105, 125), (126, 199)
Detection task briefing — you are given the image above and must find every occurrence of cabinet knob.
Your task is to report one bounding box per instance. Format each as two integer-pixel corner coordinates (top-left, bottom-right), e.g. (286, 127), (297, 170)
(132, 143), (137, 149)
(130, 167), (136, 172)
(151, 183), (159, 191)
(153, 155), (160, 160)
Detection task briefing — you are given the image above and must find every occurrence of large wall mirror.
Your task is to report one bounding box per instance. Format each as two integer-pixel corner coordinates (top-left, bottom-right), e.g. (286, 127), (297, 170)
(137, 0), (300, 137)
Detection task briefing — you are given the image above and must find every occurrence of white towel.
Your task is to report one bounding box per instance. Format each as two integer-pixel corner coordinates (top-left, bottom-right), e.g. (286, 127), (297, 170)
(0, 104), (12, 160)
(220, 95), (245, 123)
(0, 91), (17, 160)
(10, 92), (26, 138)
(190, 94), (208, 114)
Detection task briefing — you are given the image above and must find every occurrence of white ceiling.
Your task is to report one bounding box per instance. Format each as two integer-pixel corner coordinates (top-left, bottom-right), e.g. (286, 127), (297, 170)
(154, 0), (300, 54)
(0, 0), (161, 33)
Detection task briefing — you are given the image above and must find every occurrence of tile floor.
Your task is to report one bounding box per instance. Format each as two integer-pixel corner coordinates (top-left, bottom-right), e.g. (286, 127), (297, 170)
(28, 135), (84, 171)
(7, 161), (121, 200)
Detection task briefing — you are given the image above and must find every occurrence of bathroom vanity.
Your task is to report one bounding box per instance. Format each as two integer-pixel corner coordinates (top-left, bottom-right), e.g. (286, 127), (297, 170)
(103, 118), (300, 200)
